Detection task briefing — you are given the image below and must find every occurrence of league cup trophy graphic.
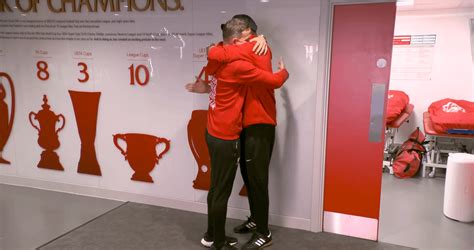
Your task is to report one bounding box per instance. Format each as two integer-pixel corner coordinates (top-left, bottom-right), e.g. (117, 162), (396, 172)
(29, 95), (65, 170)
(0, 72), (15, 164)
(69, 90), (102, 176)
(187, 110), (212, 190)
(113, 133), (170, 183)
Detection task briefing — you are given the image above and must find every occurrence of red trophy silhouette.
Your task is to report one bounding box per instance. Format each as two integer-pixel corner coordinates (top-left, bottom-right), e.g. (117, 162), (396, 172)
(239, 186), (248, 196)
(187, 110), (211, 190)
(0, 72), (15, 164)
(113, 133), (170, 183)
(69, 90), (102, 176)
(29, 95), (65, 170)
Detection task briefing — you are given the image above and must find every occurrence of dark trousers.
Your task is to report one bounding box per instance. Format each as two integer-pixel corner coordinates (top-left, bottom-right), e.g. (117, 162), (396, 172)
(206, 131), (240, 247)
(239, 124), (275, 235)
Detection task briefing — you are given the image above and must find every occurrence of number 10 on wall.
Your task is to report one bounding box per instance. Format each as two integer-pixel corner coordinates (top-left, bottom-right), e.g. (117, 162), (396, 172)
(129, 64), (150, 86)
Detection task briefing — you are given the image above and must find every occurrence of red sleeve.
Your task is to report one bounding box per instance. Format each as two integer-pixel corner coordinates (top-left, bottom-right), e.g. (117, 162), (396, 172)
(207, 44), (240, 64)
(204, 44), (226, 76)
(208, 42), (271, 67)
(204, 59), (221, 76)
(254, 46), (272, 72)
(219, 60), (289, 89)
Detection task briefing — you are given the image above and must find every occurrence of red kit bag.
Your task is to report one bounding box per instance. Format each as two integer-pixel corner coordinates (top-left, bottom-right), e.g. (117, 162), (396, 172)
(428, 98), (474, 133)
(393, 128), (426, 178)
(386, 90), (409, 124)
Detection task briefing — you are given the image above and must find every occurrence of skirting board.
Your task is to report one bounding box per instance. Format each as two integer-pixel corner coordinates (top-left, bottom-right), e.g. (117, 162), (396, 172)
(0, 174), (311, 231)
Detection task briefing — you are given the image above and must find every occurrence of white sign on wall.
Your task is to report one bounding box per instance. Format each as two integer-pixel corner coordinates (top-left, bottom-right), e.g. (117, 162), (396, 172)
(391, 34), (436, 81)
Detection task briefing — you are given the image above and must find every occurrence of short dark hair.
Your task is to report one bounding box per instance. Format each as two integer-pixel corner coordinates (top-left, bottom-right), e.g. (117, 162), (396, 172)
(232, 14), (258, 33)
(221, 18), (246, 42)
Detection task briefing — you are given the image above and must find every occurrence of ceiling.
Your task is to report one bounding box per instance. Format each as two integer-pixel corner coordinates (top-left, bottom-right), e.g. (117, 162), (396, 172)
(397, 0), (474, 11)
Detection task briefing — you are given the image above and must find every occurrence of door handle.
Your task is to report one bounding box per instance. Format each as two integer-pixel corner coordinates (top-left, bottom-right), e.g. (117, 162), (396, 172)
(369, 83), (386, 143)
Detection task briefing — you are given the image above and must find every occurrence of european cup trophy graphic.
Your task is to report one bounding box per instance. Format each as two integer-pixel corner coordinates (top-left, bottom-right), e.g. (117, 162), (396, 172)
(113, 133), (170, 183)
(69, 90), (102, 175)
(29, 95), (65, 170)
(0, 72), (15, 164)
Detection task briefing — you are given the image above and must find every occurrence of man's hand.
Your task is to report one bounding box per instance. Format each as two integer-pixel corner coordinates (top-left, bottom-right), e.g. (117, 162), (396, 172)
(185, 77), (210, 94)
(250, 35), (268, 56)
(278, 57), (285, 71)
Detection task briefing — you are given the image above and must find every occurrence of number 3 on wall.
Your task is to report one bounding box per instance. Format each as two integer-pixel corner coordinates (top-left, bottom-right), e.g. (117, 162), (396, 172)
(36, 61), (50, 81)
(129, 64), (150, 86)
(77, 62), (89, 83)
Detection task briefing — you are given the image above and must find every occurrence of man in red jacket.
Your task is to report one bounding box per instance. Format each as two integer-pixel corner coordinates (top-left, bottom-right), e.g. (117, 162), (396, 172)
(187, 15), (280, 249)
(187, 18), (289, 250)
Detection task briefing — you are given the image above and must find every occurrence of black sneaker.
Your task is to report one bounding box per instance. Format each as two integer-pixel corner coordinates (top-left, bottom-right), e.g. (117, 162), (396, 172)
(201, 233), (238, 248)
(240, 231), (272, 249)
(210, 241), (238, 250)
(233, 217), (257, 234)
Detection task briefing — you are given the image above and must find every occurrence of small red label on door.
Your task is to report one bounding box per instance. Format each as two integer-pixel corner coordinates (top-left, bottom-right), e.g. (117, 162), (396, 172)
(393, 35), (411, 45)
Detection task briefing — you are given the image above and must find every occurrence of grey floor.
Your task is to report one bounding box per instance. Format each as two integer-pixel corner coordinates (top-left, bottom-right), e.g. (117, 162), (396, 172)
(1, 175), (473, 250)
(0, 184), (410, 250)
(38, 202), (410, 250)
(0, 184), (123, 250)
(379, 173), (474, 250)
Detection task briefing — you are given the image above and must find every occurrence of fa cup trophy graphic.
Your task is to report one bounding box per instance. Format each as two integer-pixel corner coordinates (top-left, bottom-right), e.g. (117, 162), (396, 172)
(29, 95), (65, 170)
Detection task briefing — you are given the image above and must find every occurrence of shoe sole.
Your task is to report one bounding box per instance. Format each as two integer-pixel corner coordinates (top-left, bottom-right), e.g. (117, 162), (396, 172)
(260, 241), (273, 249)
(201, 238), (212, 248)
(200, 238), (238, 248)
(241, 239), (272, 249)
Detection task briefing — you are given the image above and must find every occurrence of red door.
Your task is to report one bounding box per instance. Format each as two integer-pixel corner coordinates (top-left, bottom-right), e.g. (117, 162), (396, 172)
(323, 3), (396, 241)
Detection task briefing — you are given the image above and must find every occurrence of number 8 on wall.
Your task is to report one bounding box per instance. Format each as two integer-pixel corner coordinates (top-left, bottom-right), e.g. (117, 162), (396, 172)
(36, 61), (49, 81)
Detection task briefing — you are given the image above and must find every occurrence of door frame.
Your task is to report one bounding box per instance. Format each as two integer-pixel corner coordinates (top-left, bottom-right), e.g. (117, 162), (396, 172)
(310, 0), (396, 233)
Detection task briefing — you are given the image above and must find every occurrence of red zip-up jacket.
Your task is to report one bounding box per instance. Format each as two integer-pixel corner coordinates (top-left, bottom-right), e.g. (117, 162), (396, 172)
(207, 40), (278, 127)
(205, 44), (288, 140)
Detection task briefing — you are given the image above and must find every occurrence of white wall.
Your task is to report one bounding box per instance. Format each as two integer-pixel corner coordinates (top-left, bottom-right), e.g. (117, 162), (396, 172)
(0, 0), (324, 231)
(391, 9), (474, 144)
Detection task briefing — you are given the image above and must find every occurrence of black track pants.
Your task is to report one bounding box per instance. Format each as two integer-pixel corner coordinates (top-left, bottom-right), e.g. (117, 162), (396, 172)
(239, 124), (275, 235)
(206, 131), (240, 247)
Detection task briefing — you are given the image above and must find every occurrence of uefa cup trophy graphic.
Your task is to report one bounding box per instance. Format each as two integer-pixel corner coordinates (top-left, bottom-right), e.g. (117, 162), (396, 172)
(113, 133), (170, 183)
(187, 110), (211, 190)
(0, 72), (15, 164)
(69, 90), (102, 176)
(29, 95), (65, 170)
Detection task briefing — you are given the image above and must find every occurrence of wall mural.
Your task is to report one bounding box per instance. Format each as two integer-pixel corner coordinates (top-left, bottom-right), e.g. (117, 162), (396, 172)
(69, 90), (102, 176)
(0, 72), (14, 165)
(113, 133), (170, 183)
(29, 95), (65, 170)
(0, 0), (323, 225)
